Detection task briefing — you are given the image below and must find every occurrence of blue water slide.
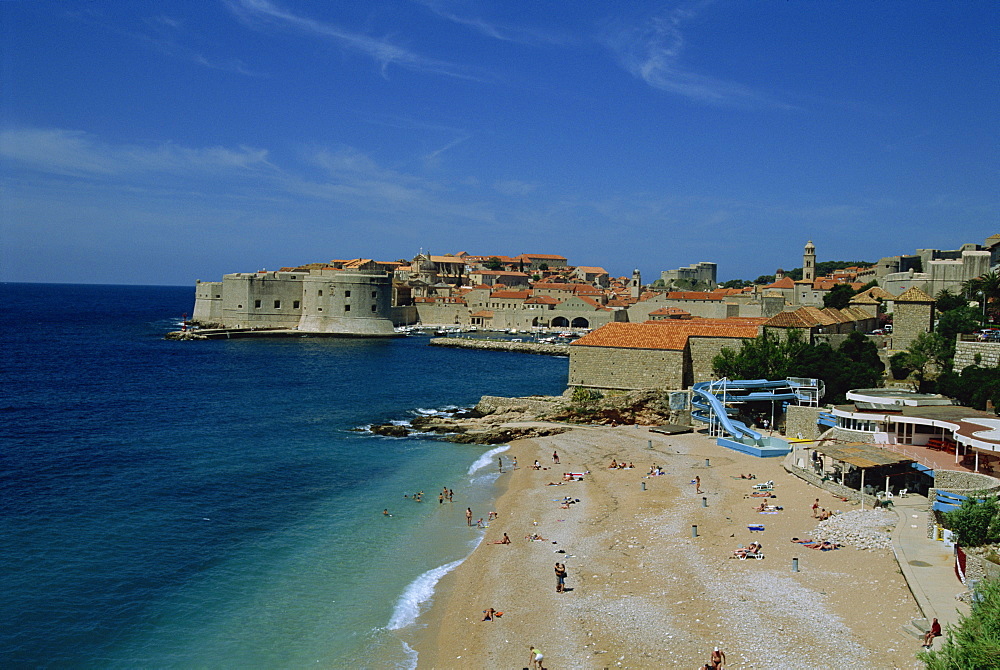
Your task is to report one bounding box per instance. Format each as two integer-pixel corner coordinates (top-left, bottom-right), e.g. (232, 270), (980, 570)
(691, 381), (762, 441)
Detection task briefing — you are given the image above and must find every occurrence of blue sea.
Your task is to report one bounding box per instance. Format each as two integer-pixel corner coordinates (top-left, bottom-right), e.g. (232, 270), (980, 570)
(1, 283), (569, 668)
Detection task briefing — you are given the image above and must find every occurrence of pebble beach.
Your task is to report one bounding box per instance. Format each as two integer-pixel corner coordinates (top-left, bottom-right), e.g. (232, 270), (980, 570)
(405, 424), (924, 669)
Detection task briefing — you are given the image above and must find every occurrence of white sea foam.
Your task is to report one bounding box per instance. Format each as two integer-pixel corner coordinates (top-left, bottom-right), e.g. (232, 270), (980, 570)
(413, 405), (463, 416)
(467, 445), (509, 475)
(396, 641), (418, 670)
(386, 558), (465, 631)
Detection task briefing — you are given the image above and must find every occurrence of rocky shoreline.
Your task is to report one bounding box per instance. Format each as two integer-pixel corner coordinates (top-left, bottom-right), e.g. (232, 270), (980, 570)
(365, 390), (684, 444)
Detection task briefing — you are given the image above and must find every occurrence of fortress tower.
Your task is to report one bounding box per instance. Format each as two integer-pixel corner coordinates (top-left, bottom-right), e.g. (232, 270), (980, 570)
(802, 241), (816, 282)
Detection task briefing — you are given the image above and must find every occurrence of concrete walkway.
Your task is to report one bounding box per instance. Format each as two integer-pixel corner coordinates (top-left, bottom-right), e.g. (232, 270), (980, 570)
(888, 493), (970, 638)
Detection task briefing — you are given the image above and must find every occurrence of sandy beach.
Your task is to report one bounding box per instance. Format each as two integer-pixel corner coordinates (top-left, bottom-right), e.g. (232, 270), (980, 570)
(405, 424), (924, 669)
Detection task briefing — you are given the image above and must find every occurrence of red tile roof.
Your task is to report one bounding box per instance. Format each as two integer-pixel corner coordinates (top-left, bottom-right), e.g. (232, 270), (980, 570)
(490, 290), (532, 300)
(664, 291), (725, 301)
(572, 321), (760, 351)
(525, 295), (559, 305)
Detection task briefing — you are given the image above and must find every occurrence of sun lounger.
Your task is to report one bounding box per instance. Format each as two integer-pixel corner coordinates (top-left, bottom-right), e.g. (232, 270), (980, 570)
(748, 524), (765, 532)
(751, 480), (774, 490)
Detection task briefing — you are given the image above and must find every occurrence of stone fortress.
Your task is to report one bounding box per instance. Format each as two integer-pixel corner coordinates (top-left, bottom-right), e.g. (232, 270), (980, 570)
(192, 263), (396, 336)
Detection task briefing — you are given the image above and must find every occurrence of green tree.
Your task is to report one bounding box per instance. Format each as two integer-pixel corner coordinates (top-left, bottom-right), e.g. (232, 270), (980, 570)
(721, 279), (752, 289)
(936, 289), (968, 313)
(919, 577), (1000, 669)
(904, 332), (952, 388)
(484, 256), (503, 270)
(936, 306), (984, 352)
(754, 274), (776, 285)
(944, 494), (1000, 547)
(937, 365), (1000, 414)
(889, 351), (914, 380)
(823, 284), (856, 309)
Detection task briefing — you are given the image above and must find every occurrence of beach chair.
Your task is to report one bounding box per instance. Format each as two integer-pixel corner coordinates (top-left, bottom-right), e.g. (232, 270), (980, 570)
(751, 480), (774, 491)
(748, 524), (765, 532)
(739, 550), (764, 560)
(898, 489), (907, 498)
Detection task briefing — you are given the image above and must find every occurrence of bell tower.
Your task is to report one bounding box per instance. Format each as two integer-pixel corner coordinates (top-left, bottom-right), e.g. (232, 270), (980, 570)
(803, 241), (816, 282)
(630, 269), (642, 299)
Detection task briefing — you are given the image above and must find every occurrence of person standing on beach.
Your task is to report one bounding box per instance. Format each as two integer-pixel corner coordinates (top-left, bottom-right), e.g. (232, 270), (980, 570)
(812, 499), (820, 517)
(498, 456), (504, 473)
(438, 492), (443, 504)
(466, 507), (473, 526)
(554, 562), (567, 592)
(529, 645), (543, 670)
(552, 450), (560, 464)
(695, 476), (702, 494)
(512, 456), (517, 469)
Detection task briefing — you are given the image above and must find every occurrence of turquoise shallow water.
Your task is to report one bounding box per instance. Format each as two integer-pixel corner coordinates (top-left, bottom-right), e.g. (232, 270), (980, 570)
(1, 283), (568, 667)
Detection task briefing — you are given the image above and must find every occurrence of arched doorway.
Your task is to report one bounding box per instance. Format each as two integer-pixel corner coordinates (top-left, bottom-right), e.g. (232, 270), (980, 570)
(551, 317), (569, 328)
(571, 317), (589, 329)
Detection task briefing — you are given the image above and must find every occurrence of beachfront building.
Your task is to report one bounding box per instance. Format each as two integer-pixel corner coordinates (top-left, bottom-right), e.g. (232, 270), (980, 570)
(829, 389), (1000, 478)
(568, 320), (764, 391)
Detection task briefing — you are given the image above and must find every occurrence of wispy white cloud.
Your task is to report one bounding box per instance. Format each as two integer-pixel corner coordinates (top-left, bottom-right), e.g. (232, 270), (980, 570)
(223, 0), (480, 80)
(66, 9), (260, 76)
(493, 179), (538, 196)
(415, 0), (569, 46)
(0, 128), (273, 177)
(604, 4), (794, 109)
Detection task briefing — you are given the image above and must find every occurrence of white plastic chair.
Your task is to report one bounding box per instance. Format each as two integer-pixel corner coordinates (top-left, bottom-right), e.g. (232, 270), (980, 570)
(886, 490), (894, 499)
(898, 489), (908, 498)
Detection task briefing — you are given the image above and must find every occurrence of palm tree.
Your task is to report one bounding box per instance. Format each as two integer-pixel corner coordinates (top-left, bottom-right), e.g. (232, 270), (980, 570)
(964, 271), (1000, 323)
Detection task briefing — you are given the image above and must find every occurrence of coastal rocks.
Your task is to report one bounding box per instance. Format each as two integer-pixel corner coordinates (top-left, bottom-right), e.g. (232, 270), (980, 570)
(544, 389), (679, 426)
(445, 425), (569, 445)
(366, 395), (569, 444)
(811, 508), (897, 550)
(165, 331), (207, 340)
(369, 424), (411, 438)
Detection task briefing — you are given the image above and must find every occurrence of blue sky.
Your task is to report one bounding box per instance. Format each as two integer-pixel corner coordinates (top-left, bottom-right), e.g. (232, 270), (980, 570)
(2, 1), (997, 286)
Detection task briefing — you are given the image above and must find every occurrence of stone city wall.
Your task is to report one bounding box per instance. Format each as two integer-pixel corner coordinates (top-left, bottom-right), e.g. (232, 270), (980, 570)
(687, 337), (748, 386)
(568, 345), (684, 391)
(954, 340), (1000, 372)
(932, 470), (1000, 495)
(786, 405), (823, 440)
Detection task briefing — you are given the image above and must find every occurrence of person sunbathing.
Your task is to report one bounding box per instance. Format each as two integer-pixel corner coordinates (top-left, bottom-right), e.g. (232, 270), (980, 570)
(608, 459), (618, 469)
(525, 533), (548, 541)
(491, 533), (511, 544)
(732, 542), (762, 557)
(481, 607), (503, 621)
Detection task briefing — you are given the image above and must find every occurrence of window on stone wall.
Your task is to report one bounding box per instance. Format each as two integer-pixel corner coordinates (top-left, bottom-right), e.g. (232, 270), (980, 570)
(371, 291), (377, 299)
(318, 290), (323, 296)
(293, 301), (300, 309)
(345, 290), (351, 298)
(371, 305), (377, 312)
(274, 300), (281, 308)
(254, 300), (261, 309)
(345, 305), (351, 312)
